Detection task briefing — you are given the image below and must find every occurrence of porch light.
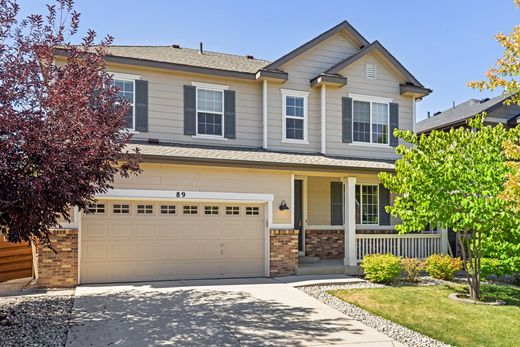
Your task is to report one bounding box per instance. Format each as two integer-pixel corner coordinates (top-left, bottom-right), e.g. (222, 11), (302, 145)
(279, 200), (289, 211)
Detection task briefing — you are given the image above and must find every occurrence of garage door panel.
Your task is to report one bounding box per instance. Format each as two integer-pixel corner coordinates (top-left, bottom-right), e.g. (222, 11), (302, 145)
(81, 201), (266, 283)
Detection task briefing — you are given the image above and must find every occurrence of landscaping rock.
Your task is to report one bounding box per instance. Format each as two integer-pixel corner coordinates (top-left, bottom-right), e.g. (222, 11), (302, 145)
(299, 282), (452, 347)
(0, 294), (74, 347)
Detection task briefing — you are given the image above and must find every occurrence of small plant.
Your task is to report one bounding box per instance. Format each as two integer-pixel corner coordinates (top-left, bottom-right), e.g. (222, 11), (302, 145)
(362, 253), (402, 284)
(425, 254), (463, 280)
(401, 258), (425, 282)
(480, 258), (506, 279)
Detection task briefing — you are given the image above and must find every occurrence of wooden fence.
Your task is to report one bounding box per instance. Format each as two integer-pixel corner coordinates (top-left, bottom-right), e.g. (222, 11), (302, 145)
(0, 238), (33, 282)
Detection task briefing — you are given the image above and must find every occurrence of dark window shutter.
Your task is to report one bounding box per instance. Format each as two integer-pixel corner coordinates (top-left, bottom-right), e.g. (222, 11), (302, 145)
(184, 85), (196, 135)
(224, 90), (236, 139)
(379, 184), (391, 225)
(342, 97), (353, 143)
(134, 80), (148, 132)
(389, 102), (399, 147)
(331, 182), (344, 225)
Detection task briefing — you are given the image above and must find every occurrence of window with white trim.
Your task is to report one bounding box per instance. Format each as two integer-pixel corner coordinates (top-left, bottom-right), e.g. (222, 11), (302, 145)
(196, 88), (224, 137)
(113, 204), (130, 214)
(282, 89), (308, 142)
(204, 206), (219, 215)
(246, 206), (260, 215)
(88, 204), (105, 214)
(160, 205), (176, 215)
(226, 206), (240, 215)
(355, 185), (379, 225)
(113, 79), (135, 130)
(353, 100), (389, 144)
(137, 204), (153, 214)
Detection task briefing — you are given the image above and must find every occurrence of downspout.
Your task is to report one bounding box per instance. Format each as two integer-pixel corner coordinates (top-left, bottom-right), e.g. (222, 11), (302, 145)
(320, 84), (326, 154)
(263, 80), (268, 149)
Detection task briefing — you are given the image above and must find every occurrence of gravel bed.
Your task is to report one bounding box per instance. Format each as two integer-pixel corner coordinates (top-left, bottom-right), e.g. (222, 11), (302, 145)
(0, 294), (74, 347)
(299, 279), (451, 347)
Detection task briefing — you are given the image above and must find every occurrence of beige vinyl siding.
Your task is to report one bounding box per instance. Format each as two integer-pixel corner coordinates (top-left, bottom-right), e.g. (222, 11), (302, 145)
(326, 53), (414, 159)
(113, 163), (292, 224)
(307, 176), (336, 225)
(105, 63), (263, 147)
(267, 32), (358, 152)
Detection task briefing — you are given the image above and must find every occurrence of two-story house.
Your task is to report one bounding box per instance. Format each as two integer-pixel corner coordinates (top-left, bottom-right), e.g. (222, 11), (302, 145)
(38, 21), (446, 287)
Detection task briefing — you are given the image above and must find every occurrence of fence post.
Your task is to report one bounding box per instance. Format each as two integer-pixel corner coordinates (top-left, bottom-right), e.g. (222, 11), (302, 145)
(440, 227), (449, 255)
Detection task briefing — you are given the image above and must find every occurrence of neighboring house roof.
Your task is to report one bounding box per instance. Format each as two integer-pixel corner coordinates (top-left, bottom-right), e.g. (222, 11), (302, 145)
(416, 95), (509, 134)
(264, 20), (369, 70)
(129, 142), (395, 172)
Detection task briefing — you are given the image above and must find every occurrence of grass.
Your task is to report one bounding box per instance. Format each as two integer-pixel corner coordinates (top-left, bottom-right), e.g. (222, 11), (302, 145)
(329, 283), (520, 347)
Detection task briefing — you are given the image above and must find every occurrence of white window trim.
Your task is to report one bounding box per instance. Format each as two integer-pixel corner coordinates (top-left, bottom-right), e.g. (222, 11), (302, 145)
(366, 64), (376, 79)
(191, 82), (227, 139)
(356, 184), (380, 226)
(110, 72), (141, 132)
(350, 94), (392, 146)
(281, 89), (309, 143)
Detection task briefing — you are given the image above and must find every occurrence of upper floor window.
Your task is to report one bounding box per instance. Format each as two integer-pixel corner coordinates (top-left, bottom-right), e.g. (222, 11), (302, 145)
(111, 72), (141, 131)
(193, 83), (228, 138)
(281, 89), (309, 143)
(355, 184), (379, 225)
(353, 100), (389, 145)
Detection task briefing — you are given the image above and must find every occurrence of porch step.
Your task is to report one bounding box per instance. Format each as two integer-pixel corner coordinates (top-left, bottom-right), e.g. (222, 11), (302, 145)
(298, 256), (320, 264)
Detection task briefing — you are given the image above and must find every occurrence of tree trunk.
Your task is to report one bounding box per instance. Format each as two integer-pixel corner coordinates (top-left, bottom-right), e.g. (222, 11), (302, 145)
(458, 229), (481, 301)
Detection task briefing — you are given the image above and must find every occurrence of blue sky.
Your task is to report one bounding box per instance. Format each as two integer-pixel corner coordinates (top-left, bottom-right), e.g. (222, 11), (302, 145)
(19, 0), (520, 121)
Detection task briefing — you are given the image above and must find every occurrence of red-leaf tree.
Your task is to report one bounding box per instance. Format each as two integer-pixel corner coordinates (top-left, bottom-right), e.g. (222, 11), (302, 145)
(0, 0), (140, 247)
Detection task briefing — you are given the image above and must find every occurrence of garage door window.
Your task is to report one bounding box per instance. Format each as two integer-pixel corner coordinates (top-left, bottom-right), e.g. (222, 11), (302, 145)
(87, 204), (105, 214)
(226, 206), (240, 215)
(204, 206), (219, 215)
(160, 205), (176, 215)
(113, 204), (130, 214)
(183, 205), (198, 215)
(137, 204), (153, 214)
(246, 206), (260, 215)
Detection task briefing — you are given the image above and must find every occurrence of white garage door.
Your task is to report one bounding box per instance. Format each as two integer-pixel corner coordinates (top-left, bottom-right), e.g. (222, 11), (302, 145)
(80, 200), (266, 284)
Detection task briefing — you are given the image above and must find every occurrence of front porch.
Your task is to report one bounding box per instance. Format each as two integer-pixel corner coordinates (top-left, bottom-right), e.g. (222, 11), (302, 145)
(290, 174), (448, 276)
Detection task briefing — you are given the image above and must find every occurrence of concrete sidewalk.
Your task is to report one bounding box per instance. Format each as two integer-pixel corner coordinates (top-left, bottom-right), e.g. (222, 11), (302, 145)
(66, 277), (404, 346)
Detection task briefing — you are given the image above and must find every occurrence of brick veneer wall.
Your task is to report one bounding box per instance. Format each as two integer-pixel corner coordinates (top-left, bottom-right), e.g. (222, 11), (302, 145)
(36, 229), (78, 287)
(270, 229), (298, 277)
(305, 229), (344, 259)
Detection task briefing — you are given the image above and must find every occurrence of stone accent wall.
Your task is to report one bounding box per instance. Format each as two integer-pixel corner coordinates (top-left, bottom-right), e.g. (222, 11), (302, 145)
(36, 229), (78, 287)
(270, 229), (298, 277)
(305, 229), (344, 259)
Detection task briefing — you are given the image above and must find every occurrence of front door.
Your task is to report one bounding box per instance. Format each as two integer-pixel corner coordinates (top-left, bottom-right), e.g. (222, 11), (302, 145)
(294, 179), (304, 253)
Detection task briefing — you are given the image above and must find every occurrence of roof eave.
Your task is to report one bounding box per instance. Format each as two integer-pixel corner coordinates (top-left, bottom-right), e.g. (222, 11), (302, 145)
(310, 74), (348, 88)
(255, 69), (288, 82)
(400, 84), (432, 99)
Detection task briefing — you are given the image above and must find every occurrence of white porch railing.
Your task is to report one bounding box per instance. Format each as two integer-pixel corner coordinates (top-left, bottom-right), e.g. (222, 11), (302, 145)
(356, 233), (442, 262)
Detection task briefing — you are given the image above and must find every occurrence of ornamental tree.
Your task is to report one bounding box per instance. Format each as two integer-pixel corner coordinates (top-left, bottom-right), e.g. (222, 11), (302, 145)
(379, 116), (520, 301)
(0, 0), (140, 247)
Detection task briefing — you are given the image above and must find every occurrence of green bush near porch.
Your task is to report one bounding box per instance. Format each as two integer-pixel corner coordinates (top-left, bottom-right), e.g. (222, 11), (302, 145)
(361, 254), (402, 284)
(330, 283), (520, 347)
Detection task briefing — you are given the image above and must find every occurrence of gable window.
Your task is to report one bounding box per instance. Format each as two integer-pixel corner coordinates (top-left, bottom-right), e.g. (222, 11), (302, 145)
(355, 185), (379, 225)
(352, 99), (389, 145)
(281, 89), (309, 143)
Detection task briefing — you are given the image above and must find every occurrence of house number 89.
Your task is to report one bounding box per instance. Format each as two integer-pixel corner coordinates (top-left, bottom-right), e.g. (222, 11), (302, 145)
(176, 192), (186, 198)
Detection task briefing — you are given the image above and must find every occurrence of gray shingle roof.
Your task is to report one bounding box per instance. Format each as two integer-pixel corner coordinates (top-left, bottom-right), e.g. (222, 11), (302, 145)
(416, 95), (509, 133)
(104, 46), (270, 74)
(128, 142), (395, 171)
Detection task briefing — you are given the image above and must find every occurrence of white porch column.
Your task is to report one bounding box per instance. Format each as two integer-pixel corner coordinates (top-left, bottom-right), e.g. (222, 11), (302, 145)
(320, 84), (326, 154)
(262, 80), (268, 149)
(343, 177), (357, 266)
(440, 226), (449, 255)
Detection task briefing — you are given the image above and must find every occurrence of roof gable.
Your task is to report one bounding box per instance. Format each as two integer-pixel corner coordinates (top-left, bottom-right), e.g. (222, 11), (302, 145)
(325, 41), (424, 87)
(264, 21), (369, 70)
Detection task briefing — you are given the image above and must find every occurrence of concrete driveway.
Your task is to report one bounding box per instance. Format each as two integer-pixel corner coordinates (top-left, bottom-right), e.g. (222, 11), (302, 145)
(66, 278), (402, 346)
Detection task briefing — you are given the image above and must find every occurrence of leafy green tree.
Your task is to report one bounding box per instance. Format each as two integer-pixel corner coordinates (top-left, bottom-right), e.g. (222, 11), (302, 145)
(379, 116), (520, 300)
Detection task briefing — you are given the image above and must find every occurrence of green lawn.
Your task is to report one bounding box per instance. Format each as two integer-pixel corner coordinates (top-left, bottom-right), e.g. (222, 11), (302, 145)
(329, 283), (520, 347)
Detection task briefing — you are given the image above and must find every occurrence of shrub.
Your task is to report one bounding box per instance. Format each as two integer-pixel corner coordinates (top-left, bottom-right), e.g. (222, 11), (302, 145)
(424, 254), (463, 280)
(480, 258), (506, 279)
(401, 258), (425, 282)
(362, 253), (402, 284)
